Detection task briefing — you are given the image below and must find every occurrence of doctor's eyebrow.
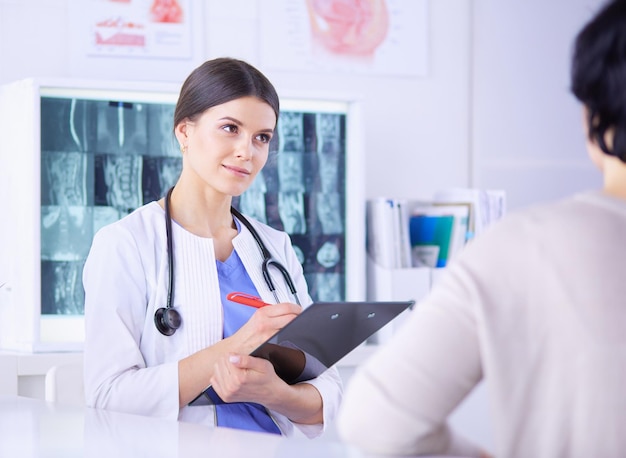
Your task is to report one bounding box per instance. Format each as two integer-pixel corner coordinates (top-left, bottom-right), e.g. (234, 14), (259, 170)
(218, 116), (275, 134)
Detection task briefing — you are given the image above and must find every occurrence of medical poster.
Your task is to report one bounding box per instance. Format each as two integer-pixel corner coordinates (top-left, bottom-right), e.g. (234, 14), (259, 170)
(73, 0), (192, 59)
(259, 0), (429, 77)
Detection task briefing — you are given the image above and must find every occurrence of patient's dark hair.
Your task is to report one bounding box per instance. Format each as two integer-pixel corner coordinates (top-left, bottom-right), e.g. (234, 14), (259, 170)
(174, 57), (279, 128)
(571, 0), (626, 163)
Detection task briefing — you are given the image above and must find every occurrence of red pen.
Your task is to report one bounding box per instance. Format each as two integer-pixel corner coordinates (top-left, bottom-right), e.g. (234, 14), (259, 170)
(227, 292), (271, 308)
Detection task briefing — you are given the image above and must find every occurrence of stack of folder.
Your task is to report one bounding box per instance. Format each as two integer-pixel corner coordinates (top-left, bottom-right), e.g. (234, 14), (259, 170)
(367, 189), (506, 270)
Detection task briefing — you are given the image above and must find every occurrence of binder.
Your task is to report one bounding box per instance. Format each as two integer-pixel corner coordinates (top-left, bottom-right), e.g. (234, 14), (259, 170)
(409, 214), (454, 268)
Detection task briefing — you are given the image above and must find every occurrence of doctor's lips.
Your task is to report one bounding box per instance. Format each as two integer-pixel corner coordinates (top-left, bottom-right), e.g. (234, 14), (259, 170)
(227, 292), (270, 308)
(224, 164), (250, 176)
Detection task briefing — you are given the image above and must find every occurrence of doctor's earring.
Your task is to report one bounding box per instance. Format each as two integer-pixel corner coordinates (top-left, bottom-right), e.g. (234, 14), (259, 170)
(180, 144), (187, 153)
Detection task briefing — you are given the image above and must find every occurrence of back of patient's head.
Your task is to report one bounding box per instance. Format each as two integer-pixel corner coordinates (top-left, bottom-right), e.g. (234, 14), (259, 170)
(571, 0), (626, 163)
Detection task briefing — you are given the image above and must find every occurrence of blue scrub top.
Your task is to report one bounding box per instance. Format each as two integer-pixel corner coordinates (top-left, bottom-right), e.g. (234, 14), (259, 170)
(212, 219), (281, 435)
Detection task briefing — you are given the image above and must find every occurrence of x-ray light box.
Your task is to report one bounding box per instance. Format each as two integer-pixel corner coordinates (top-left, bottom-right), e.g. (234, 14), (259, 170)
(0, 78), (365, 352)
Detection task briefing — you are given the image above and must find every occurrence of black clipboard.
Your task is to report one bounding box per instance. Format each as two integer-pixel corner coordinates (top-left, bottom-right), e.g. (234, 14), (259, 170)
(189, 300), (414, 406)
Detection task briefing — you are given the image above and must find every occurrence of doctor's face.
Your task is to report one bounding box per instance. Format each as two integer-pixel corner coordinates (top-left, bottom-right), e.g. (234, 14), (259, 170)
(176, 96), (276, 197)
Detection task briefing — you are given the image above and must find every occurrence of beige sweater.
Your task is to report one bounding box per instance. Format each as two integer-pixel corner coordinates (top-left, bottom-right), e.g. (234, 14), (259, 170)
(337, 190), (626, 457)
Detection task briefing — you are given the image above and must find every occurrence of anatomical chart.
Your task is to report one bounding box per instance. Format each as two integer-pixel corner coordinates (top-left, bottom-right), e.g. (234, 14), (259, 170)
(76, 0), (192, 59)
(259, 0), (429, 76)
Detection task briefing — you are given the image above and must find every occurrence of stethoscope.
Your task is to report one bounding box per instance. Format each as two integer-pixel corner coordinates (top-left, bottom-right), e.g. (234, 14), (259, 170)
(154, 186), (301, 336)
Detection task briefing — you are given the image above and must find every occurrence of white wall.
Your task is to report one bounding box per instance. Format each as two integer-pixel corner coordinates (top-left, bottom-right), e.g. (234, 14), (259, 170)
(0, 0), (604, 211)
(472, 0), (604, 210)
(0, 0), (471, 204)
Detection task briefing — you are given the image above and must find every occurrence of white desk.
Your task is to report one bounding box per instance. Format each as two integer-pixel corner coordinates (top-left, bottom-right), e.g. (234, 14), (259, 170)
(0, 395), (385, 458)
(0, 347), (375, 399)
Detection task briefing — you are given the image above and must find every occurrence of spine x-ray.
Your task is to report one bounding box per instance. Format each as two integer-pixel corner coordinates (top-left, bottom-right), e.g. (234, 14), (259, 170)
(40, 96), (346, 314)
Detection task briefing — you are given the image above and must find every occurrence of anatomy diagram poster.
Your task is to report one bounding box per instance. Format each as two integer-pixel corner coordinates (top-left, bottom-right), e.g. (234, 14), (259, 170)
(74, 0), (192, 59)
(259, 0), (429, 77)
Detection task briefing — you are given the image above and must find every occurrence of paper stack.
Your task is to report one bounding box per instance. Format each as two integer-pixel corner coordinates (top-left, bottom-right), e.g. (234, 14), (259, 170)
(366, 198), (413, 269)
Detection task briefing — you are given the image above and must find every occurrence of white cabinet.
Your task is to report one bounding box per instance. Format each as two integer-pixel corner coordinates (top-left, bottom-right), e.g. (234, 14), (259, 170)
(0, 351), (83, 398)
(366, 257), (434, 344)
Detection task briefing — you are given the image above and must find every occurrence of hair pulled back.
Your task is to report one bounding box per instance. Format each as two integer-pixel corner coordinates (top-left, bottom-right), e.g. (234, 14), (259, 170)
(174, 57), (279, 129)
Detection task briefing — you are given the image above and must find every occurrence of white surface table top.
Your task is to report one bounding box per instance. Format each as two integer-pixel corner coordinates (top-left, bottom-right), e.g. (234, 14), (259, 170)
(0, 395), (381, 458)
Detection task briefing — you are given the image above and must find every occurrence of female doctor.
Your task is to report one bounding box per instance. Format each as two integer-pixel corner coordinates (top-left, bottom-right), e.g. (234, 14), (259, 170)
(82, 57), (342, 437)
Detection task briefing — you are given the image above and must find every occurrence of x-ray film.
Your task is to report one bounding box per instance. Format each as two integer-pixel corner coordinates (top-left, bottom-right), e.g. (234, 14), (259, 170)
(40, 96), (348, 314)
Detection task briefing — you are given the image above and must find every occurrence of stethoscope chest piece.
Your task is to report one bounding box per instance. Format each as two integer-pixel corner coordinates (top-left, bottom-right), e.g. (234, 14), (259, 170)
(155, 186), (299, 336)
(154, 306), (182, 336)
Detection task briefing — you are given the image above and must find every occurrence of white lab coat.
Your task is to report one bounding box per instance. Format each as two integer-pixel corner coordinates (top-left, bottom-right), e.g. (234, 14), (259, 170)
(83, 202), (343, 438)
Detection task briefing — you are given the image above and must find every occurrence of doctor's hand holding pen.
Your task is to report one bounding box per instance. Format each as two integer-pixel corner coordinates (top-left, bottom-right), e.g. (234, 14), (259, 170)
(177, 296), (312, 413)
(203, 292), (306, 407)
(225, 292), (302, 355)
(207, 297), (322, 424)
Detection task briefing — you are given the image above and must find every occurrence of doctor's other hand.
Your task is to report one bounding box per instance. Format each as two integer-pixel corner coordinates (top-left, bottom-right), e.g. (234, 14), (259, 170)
(210, 353), (284, 404)
(231, 302), (301, 354)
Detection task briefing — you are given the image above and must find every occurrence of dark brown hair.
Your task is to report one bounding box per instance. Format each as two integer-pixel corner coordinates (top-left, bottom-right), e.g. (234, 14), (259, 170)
(173, 57), (280, 128)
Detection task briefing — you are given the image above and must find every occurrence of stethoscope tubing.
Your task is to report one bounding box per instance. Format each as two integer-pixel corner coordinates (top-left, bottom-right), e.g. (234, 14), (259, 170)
(157, 186), (300, 335)
(164, 186), (176, 314)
